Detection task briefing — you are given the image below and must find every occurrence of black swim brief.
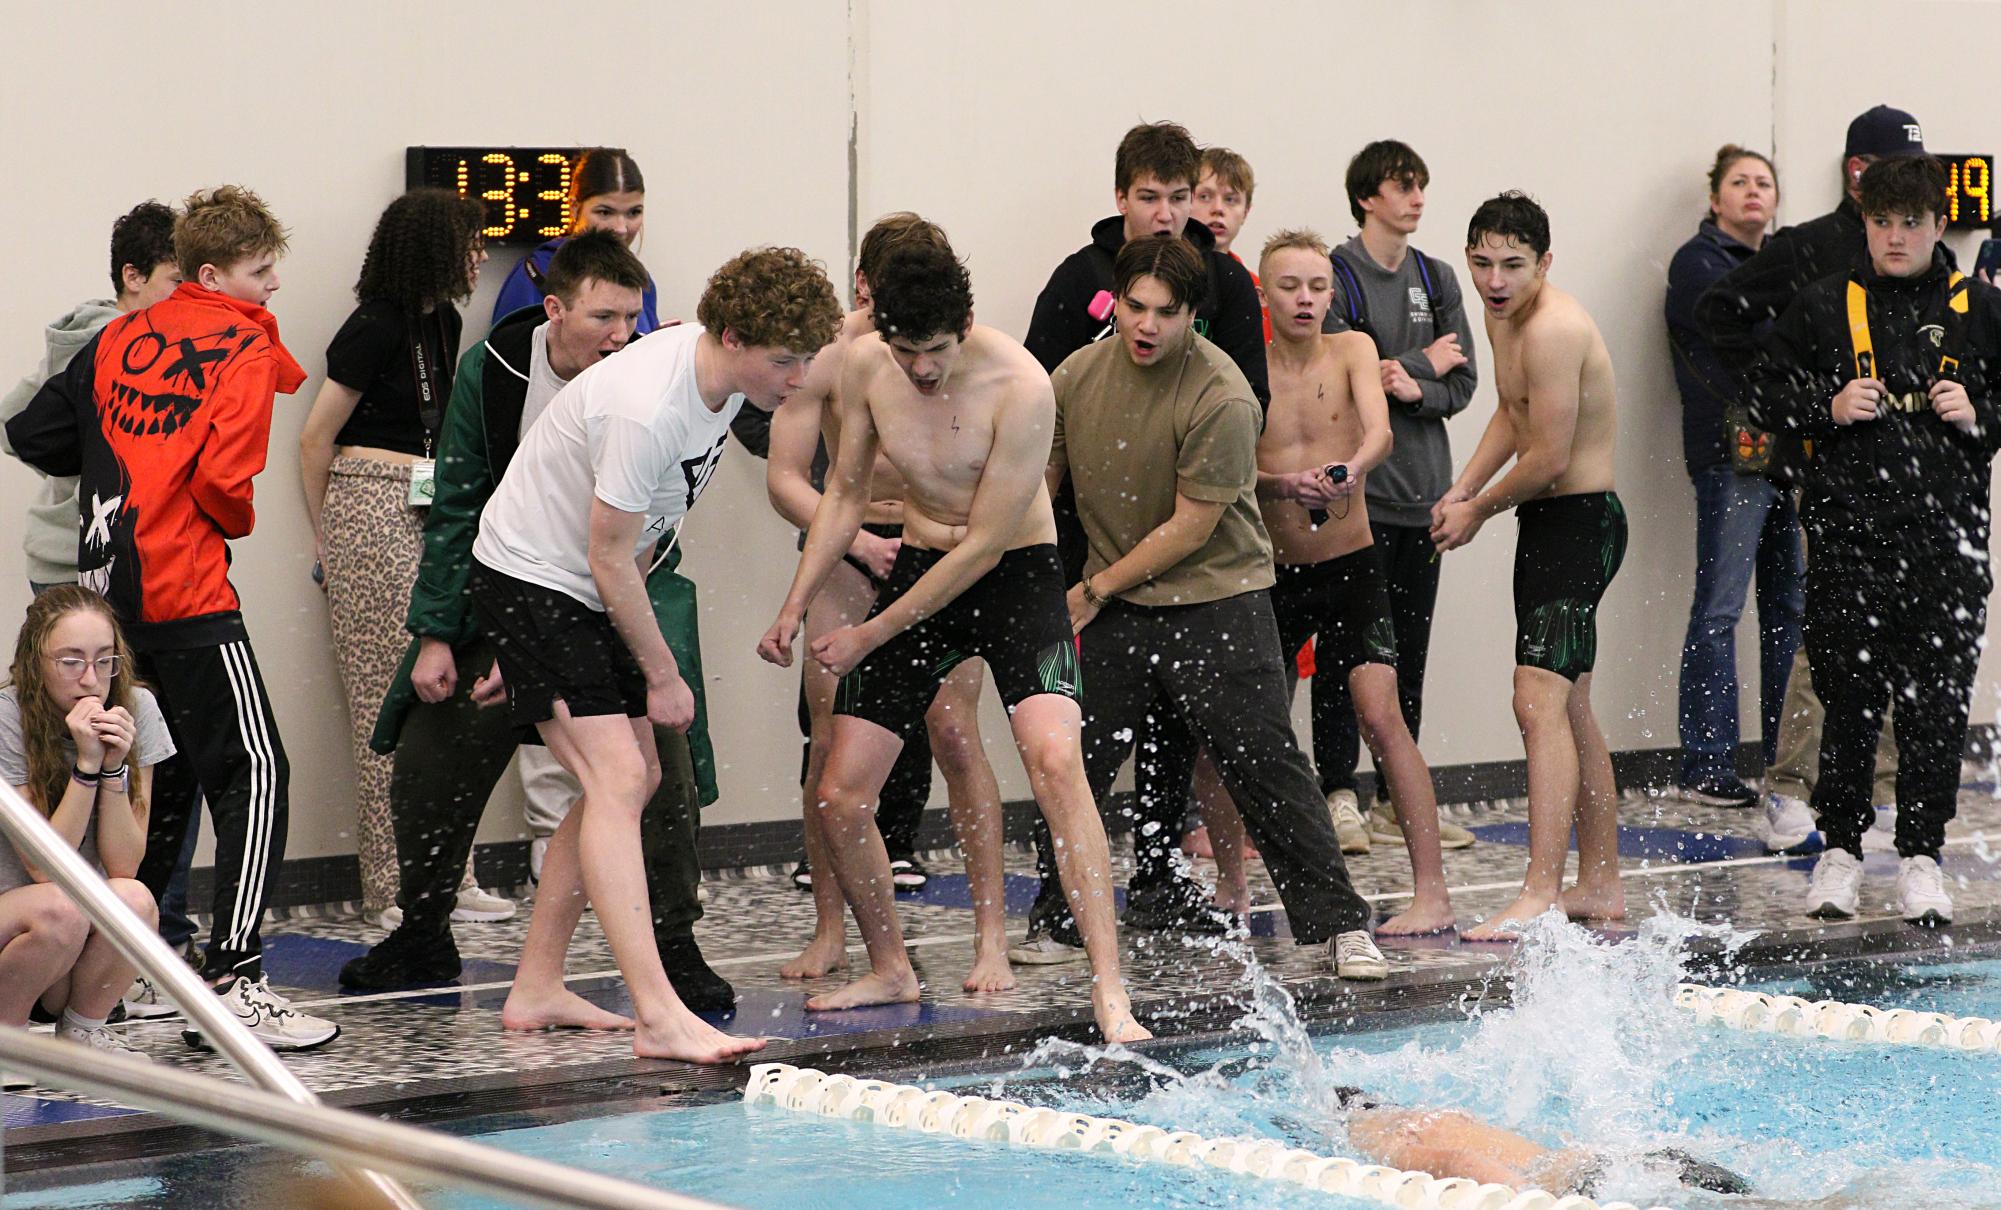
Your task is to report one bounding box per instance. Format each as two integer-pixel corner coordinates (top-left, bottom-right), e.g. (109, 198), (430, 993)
(834, 543), (1081, 740)
(1270, 546), (1399, 677)
(1512, 492), (1627, 681)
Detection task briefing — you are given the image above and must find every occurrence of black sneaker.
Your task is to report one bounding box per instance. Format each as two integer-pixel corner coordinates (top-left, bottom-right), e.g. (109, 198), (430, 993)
(338, 925), (462, 992)
(889, 855), (929, 891)
(1678, 777), (1758, 808)
(1121, 875), (1234, 935)
(791, 861), (813, 890)
(659, 935), (735, 1013)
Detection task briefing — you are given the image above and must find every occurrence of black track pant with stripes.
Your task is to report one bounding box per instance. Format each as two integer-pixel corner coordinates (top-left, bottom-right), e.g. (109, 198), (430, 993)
(135, 637), (289, 982)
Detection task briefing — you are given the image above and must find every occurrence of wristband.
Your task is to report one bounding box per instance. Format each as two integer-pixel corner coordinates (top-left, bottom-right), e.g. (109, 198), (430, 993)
(71, 765), (100, 786)
(99, 764), (128, 781)
(1081, 576), (1110, 609)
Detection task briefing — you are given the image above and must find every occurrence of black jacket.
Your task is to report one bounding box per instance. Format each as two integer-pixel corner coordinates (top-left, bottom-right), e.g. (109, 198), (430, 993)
(1025, 216), (1269, 406)
(1749, 250), (2001, 571)
(1665, 220), (1759, 475)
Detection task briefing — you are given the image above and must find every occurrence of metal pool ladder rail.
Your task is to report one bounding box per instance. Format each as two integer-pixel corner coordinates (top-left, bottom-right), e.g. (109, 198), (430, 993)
(0, 780), (734, 1210)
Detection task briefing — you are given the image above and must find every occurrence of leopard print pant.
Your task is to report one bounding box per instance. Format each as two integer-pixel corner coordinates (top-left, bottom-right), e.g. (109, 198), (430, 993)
(321, 457), (474, 914)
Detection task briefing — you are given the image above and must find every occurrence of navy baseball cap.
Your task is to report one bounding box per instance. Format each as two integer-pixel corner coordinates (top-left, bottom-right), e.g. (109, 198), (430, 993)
(1845, 105), (1926, 159)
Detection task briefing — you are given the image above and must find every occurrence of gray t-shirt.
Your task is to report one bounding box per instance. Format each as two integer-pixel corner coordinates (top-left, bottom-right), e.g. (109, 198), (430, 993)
(0, 684), (175, 893)
(519, 321), (568, 438)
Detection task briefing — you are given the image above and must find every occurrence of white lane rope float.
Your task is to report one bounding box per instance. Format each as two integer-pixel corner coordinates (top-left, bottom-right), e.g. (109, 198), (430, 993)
(745, 1063), (1667, 1210)
(1675, 983), (2001, 1050)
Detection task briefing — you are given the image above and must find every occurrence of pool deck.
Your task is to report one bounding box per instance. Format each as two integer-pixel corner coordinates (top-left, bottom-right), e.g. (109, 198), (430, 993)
(9, 777), (2001, 1183)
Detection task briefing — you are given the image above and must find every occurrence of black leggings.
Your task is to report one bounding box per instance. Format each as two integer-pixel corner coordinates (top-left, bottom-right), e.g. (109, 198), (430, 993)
(1805, 553), (1986, 859)
(1306, 524), (1438, 798)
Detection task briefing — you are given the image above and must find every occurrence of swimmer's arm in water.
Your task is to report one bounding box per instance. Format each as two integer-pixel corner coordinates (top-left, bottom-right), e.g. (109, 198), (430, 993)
(858, 379), (1053, 644)
(1461, 320), (1586, 521)
(760, 364), (881, 664)
(1347, 1109), (1543, 1190)
(588, 499), (689, 729)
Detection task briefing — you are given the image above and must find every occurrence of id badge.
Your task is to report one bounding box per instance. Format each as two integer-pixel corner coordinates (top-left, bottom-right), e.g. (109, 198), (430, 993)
(408, 458), (437, 507)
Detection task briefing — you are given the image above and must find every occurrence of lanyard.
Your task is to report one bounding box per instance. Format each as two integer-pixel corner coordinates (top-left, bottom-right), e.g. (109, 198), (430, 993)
(407, 311), (447, 459)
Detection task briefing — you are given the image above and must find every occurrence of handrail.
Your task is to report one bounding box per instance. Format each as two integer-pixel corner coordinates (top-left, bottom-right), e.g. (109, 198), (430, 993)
(0, 1028), (733, 1210)
(0, 779), (731, 1209)
(0, 778), (421, 1207)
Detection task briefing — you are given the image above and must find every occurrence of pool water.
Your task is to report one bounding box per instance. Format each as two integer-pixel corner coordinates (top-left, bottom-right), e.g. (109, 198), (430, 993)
(17, 920), (2001, 1210)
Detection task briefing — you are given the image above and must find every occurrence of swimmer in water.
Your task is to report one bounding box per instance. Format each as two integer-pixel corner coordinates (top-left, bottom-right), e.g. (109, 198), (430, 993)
(1332, 1086), (1752, 1200)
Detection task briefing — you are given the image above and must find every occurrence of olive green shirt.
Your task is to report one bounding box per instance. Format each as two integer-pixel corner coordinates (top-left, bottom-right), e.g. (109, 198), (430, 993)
(1051, 331), (1275, 607)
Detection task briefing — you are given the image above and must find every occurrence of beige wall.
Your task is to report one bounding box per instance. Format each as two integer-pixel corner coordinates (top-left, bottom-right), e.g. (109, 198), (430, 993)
(1, 1), (1996, 860)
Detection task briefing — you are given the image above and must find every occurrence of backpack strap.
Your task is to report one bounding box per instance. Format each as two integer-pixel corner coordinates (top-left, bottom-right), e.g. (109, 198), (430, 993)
(1409, 247), (1438, 312)
(1941, 270), (1969, 377)
(1328, 252), (1370, 335)
(1845, 279), (1875, 380)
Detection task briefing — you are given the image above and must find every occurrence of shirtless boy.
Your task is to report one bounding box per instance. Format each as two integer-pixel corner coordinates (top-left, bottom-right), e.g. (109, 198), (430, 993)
(757, 237), (1147, 1044)
(1202, 230), (1456, 934)
(1431, 193), (1627, 941)
(766, 214), (1011, 993)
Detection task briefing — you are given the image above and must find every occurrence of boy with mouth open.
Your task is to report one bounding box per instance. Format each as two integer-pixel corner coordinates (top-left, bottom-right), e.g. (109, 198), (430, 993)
(1199, 229), (1457, 935)
(1430, 194), (1626, 942)
(758, 237), (1148, 1044)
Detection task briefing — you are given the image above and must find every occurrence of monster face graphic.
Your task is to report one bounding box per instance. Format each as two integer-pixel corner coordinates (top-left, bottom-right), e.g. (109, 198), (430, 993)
(103, 324), (260, 439)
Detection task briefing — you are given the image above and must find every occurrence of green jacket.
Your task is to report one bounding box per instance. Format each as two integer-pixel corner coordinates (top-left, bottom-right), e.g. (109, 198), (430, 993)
(369, 307), (718, 804)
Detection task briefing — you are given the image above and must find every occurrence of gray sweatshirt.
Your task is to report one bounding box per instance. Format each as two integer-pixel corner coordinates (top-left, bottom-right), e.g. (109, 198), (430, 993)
(0, 300), (120, 585)
(1321, 235), (1477, 526)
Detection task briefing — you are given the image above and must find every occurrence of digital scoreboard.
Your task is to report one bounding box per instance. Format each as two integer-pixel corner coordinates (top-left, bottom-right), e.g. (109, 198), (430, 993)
(1941, 153), (1993, 229)
(405, 147), (609, 245)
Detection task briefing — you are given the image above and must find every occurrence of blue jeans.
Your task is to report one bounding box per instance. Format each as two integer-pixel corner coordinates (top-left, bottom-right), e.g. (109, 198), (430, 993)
(1677, 467), (1804, 783)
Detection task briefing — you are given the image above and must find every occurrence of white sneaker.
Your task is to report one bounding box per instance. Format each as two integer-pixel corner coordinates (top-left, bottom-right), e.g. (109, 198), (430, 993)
(1805, 848), (1863, 919)
(1331, 930), (1389, 980)
(186, 974), (339, 1051)
(1760, 793), (1818, 853)
(58, 1020), (145, 1061)
(1896, 855), (1953, 926)
(1328, 789), (1370, 854)
(1006, 934), (1088, 966)
(1862, 805), (1898, 854)
(122, 975), (178, 1020)
(529, 836), (550, 884)
(453, 886), (516, 923)
(3, 1071), (32, 1091)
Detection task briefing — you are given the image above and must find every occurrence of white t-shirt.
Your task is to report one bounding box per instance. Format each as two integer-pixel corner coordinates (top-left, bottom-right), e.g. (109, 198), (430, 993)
(520, 322), (568, 438)
(0, 684), (176, 894)
(473, 323), (741, 610)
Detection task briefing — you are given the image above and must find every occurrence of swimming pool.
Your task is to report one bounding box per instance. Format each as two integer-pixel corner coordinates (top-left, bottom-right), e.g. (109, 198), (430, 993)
(14, 920), (2001, 1209)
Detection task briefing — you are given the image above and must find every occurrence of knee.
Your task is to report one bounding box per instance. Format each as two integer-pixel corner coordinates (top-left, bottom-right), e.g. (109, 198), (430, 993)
(925, 714), (982, 777)
(108, 879), (159, 927)
(1022, 739), (1085, 801)
(25, 892), (88, 950)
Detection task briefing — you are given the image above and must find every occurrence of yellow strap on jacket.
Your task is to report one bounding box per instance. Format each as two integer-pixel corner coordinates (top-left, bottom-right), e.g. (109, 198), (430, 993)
(1847, 271), (1968, 379)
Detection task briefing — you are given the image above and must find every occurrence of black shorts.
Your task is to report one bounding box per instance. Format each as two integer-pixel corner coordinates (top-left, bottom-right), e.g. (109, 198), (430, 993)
(1269, 546), (1399, 676)
(1513, 492), (1627, 681)
(469, 560), (647, 732)
(834, 543), (1081, 739)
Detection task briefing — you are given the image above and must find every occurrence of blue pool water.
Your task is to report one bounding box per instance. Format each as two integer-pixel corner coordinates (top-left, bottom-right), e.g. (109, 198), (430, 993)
(18, 922), (2001, 1209)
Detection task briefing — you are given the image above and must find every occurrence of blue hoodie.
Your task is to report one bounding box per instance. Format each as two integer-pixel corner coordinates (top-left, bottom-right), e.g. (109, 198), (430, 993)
(1665, 219), (1759, 476)
(490, 237), (660, 334)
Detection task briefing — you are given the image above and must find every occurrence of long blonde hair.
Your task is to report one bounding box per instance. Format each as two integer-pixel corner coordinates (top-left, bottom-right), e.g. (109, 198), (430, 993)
(6, 587), (147, 818)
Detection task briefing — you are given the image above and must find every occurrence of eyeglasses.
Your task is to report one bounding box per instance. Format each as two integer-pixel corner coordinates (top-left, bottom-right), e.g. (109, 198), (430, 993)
(47, 654), (120, 680)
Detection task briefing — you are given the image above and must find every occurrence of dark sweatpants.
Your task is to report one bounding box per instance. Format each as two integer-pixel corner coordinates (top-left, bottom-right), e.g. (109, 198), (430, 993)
(388, 639), (704, 941)
(1032, 592), (1372, 944)
(1804, 552), (1986, 859)
(1315, 521), (1441, 799)
(134, 635), (289, 982)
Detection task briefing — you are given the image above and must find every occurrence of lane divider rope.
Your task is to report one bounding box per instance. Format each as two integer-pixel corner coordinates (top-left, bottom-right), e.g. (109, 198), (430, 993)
(744, 1062), (1666, 1210)
(1675, 983), (2001, 1050)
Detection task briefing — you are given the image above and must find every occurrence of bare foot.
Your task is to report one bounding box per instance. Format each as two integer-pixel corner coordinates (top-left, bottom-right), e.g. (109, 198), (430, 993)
(1559, 881), (1628, 922)
(805, 968), (921, 1011)
(501, 985), (636, 1033)
(963, 948), (1017, 993)
(1181, 826), (1215, 859)
(780, 934), (850, 979)
(1377, 897), (1457, 936)
(1213, 880), (1253, 917)
(634, 1008), (768, 1064)
(1093, 987), (1152, 1044)
(1460, 892), (1559, 942)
